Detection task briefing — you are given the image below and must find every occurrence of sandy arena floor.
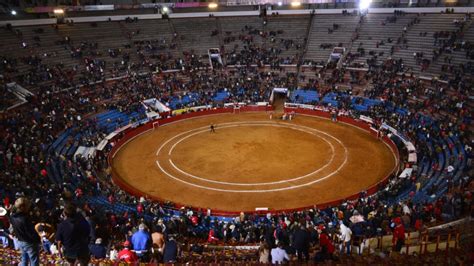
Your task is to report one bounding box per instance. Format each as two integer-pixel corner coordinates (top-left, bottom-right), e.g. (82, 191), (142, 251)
(112, 112), (398, 212)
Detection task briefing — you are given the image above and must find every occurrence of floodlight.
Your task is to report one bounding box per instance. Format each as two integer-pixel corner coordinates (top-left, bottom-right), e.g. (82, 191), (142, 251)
(11, 10), (17, 15)
(291, 2), (301, 7)
(277, 2), (283, 6)
(53, 9), (64, 14)
(162, 6), (169, 13)
(209, 3), (218, 9)
(359, 0), (372, 10)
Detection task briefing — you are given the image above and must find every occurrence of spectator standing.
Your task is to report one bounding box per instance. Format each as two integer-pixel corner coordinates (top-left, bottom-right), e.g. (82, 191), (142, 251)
(292, 224), (311, 261)
(9, 198), (40, 266)
(56, 203), (91, 265)
(392, 217), (406, 253)
(89, 238), (107, 259)
(131, 223), (151, 260)
(258, 241), (270, 263)
(315, 225), (335, 262)
(118, 241), (138, 263)
(339, 220), (352, 255)
(151, 225), (165, 260)
(34, 222), (54, 254)
(163, 235), (179, 263)
(271, 242), (289, 264)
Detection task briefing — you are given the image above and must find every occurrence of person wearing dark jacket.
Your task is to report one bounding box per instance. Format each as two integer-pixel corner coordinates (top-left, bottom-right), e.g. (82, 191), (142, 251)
(9, 197), (41, 266)
(89, 238), (107, 259)
(292, 225), (311, 262)
(56, 203), (91, 266)
(162, 235), (179, 263)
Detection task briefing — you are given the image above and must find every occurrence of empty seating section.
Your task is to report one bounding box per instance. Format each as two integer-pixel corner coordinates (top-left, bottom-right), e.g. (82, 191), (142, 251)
(427, 18), (474, 76)
(172, 18), (220, 55)
(0, 25), (65, 79)
(95, 109), (143, 133)
(264, 15), (309, 62)
(348, 13), (418, 66)
(56, 22), (129, 74)
(168, 92), (201, 109)
(213, 91), (230, 102)
(122, 19), (179, 57)
(19, 25), (69, 67)
(305, 14), (360, 63)
(290, 89), (319, 103)
(0, 28), (26, 65)
(219, 16), (264, 64)
(391, 13), (467, 74)
(351, 96), (382, 111)
(321, 91), (349, 107)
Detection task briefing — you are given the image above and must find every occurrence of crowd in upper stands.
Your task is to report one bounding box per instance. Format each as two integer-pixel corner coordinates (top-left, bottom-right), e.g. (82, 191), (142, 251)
(0, 9), (472, 265)
(223, 25), (302, 66)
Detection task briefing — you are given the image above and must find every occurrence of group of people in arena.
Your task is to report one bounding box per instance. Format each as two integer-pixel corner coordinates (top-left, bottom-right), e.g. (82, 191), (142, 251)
(0, 9), (472, 265)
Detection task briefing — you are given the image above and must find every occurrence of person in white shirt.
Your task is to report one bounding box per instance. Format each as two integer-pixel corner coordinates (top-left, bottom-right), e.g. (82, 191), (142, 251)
(271, 242), (289, 264)
(109, 245), (118, 261)
(339, 220), (352, 255)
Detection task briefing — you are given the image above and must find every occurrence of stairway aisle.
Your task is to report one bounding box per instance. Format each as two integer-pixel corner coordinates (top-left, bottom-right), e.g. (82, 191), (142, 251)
(272, 93), (286, 113)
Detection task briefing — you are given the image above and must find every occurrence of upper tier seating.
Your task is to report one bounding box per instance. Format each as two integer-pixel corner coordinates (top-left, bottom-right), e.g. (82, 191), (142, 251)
(172, 17), (220, 56)
(391, 13), (469, 74)
(1, 13), (473, 88)
(305, 14), (360, 63)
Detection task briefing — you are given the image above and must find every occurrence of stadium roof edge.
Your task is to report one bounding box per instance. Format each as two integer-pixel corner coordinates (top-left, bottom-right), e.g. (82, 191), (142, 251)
(1, 6), (473, 26)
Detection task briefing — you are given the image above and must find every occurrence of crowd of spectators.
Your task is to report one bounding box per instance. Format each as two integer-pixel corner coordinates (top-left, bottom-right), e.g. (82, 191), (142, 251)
(223, 25), (303, 66)
(0, 12), (472, 265)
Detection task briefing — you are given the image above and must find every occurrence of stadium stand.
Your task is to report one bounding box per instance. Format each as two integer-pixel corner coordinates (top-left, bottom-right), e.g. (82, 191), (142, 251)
(0, 4), (472, 265)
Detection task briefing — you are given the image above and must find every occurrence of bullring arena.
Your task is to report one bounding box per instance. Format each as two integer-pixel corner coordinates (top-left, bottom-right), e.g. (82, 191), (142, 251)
(111, 110), (398, 212)
(1, 2), (473, 265)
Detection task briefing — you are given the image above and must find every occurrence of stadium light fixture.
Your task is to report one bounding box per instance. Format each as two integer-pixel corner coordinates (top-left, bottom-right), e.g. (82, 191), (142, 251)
(209, 3), (218, 9)
(162, 6), (169, 14)
(53, 9), (64, 15)
(290, 1), (301, 7)
(11, 10), (17, 15)
(277, 2), (283, 6)
(359, 0), (372, 10)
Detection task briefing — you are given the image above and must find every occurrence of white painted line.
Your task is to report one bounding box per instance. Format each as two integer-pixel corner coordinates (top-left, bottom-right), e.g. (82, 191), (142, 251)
(166, 123), (337, 186)
(154, 121), (349, 192)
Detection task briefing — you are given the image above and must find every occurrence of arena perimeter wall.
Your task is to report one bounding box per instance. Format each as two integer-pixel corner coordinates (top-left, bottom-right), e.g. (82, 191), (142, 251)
(108, 106), (400, 217)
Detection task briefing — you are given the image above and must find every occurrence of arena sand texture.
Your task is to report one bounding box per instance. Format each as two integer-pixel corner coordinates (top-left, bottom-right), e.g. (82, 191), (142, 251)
(112, 113), (398, 212)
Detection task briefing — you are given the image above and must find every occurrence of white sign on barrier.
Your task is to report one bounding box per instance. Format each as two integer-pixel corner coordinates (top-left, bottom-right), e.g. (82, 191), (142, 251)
(399, 168), (413, 178)
(360, 115), (374, 124)
(408, 153), (417, 163)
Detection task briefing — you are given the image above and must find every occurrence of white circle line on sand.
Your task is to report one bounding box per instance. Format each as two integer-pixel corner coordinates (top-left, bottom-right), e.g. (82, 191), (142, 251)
(154, 121), (349, 192)
(155, 150), (348, 193)
(166, 123), (337, 186)
(156, 121), (279, 156)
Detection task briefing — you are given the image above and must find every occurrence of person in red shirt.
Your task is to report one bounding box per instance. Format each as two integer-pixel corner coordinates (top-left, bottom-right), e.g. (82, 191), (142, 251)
(137, 203), (144, 214)
(118, 241), (138, 263)
(191, 215), (199, 226)
(3, 197), (10, 210)
(392, 217), (405, 252)
(315, 225), (334, 262)
(207, 229), (218, 243)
